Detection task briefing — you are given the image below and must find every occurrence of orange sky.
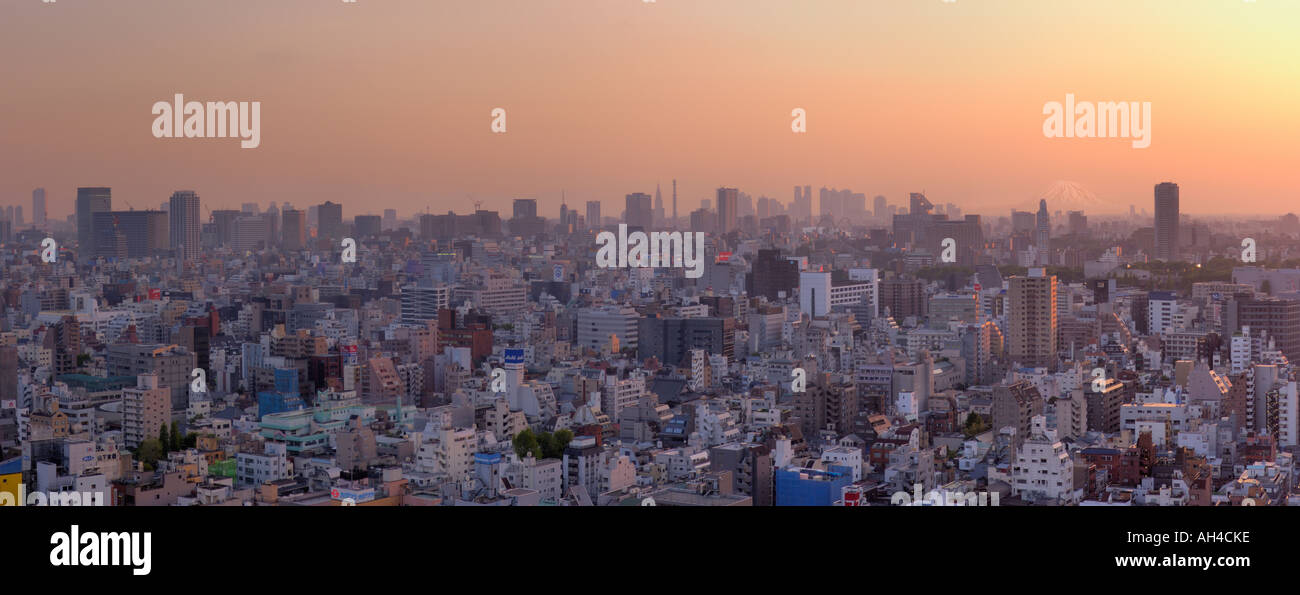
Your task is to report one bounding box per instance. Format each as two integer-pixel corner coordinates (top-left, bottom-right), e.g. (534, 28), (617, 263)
(2, 0), (1297, 220)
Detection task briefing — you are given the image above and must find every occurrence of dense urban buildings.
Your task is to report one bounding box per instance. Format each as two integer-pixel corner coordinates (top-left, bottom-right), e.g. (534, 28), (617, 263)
(2, 178), (1299, 512)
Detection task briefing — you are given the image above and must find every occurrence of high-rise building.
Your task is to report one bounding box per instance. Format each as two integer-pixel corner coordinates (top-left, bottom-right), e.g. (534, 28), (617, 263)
(1229, 296), (1300, 362)
(747, 249), (800, 301)
(122, 374), (172, 450)
(281, 209), (306, 250)
(512, 198), (537, 220)
(92, 210), (169, 259)
(586, 201), (602, 230)
(799, 271), (832, 318)
(1008, 269), (1059, 368)
(75, 187), (111, 261)
(383, 208), (397, 230)
(354, 214), (381, 238)
(169, 190), (201, 262)
(0, 345), (17, 407)
(672, 179), (678, 224)
(211, 209), (241, 246)
(1154, 182), (1179, 261)
(716, 187), (738, 234)
(992, 380), (1044, 445)
(879, 277), (926, 320)
(510, 198), (544, 237)
(32, 188), (46, 226)
(625, 193), (653, 230)
(1035, 199), (1051, 266)
(654, 183), (665, 225)
(318, 200), (344, 241)
(1068, 211), (1088, 236)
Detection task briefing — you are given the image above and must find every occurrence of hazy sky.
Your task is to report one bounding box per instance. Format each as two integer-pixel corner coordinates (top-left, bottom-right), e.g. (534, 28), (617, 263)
(2, 0), (1298, 220)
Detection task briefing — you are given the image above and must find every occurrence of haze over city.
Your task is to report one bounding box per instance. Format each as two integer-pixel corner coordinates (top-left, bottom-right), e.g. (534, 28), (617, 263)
(3, 0), (1299, 218)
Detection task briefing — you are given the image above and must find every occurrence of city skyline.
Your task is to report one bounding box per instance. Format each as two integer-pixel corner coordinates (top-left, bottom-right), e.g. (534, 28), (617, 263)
(3, 0), (1299, 217)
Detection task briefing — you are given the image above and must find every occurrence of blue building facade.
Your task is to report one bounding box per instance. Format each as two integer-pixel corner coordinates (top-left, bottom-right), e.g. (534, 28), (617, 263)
(775, 466), (854, 506)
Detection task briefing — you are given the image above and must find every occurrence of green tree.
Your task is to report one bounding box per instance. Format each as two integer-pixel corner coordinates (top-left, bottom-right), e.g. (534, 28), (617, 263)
(536, 432), (556, 459)
(552, 429), (574, 455)
(170, 421), (182, 451)
(158, 424), (170, 455)
(135, 439), (163, 470)
(512, 428), (543, 460)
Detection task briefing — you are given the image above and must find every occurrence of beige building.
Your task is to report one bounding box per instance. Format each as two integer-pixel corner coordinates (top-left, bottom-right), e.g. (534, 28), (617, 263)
(122, 374), (172, 450)
(1007, 269), (1058, 368)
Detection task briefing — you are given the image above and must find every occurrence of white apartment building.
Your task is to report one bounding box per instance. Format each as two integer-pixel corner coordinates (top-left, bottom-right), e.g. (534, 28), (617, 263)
(236, 442), (291, 488)
(821, 446), (863, 482)
(1148, 293), (1179, 335)
(576, 306), (639, 353)
(1011, 415), (1075, 504)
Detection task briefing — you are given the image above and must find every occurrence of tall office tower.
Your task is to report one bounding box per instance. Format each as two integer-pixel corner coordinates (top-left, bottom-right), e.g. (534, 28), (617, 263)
(318, 200), (343, 241)
(231, 214), (271, 252)
(1035, 199), (1051, 266)
(1154, 182), (1180, 261)
(873, 195), (886, 218)
(265, 203), (280, 241)
(1068, 211), (1088, 236)
(625, 192), (653, 230)
(241, 202), (260, 214)
(793, 185), (813, 223)
(93, 211), (169, 259)
(878, 277), (926, 319)
(672, 179), (678, 224)
(122, 373), (173, 450)
(510, 198), (544, 237)
(354, 215), (381, 238)
(0, 345), (17, 407)
(586, 200), (602, 230)
(168, 190), (201, 262)
(1011, 210), (1036, 234)
(512, 198), (537, 220)
(75, 187), (111, 261)
(44, 316), (82, 377)
(932, 215), (984, 267)
(211, 209), (241, 246)
(32, 188), (46, 226)
(1008, 269), (1059, 369)
(13, 206), (21, 227)
(383, 208), (397, 230)
(654, 183), (665, 225)
(281, 209), (306, 250)
(716, 187), (738, 233)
